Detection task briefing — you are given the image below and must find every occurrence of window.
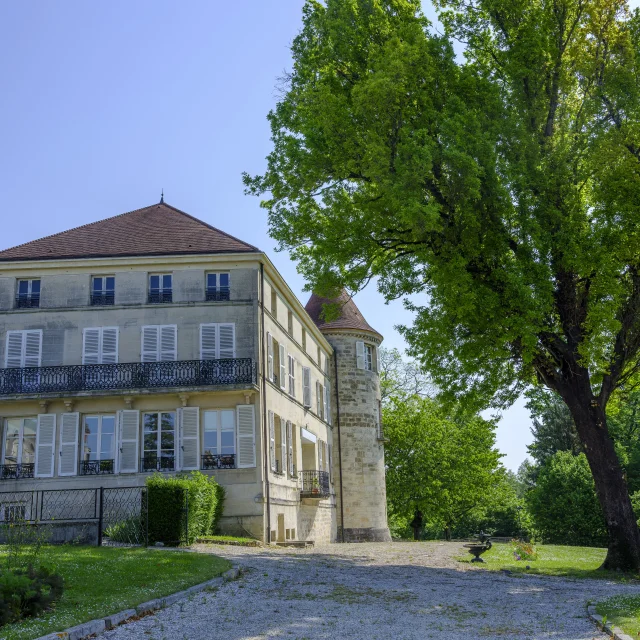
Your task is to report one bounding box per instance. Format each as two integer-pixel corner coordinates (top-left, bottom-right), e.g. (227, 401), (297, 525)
(91, 276), (115, 305)
(203, 410), (236, 469)
(302, 367), (311, 407)
(81, 416), (116, 475)
(271, 290), (277, 315)
(266, 333), (274, 382)
(356, 341), (374, 371)
(317, 345), (322, 367)
(2, 503), (27, 522)
(149, 274), (172, 303)
(141, 325), (177, 361)
(288, 355), (295, 397)
(316, 381), (324, 419)
(324, 377), (331, 425)
(142, 412), (175, 472)
(82, 327), (118, 364)
(15, 279), (40, 308)
(287, 421), (296, 477)
(302, 328), (307, 352)
(5, 330), (42, 368)
(279, 344), (286, 390)
(287, 310), (293, 335)
(2, 418), (36, 478)
(206, 273), (230, 301)
(200, 324), (235, 360)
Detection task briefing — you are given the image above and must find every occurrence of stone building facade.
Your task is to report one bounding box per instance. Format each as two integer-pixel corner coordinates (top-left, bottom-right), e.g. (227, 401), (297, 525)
(0, 201), (390, 544)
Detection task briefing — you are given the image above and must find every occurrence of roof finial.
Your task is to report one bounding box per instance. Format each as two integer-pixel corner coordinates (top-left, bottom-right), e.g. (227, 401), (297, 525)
(160, 188), (164, 204)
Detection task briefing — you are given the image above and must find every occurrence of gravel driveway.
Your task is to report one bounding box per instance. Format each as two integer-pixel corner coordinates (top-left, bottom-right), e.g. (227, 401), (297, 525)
(102, 542), (639, 639)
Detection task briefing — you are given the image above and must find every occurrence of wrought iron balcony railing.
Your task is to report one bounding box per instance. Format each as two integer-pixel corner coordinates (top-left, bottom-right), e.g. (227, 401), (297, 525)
(201, 454), (236, 470)
(80, 459), (115, 475)
(140, 455), (175, 473)
(300, 470), (330, 498)
(0, 358), (256, 396)
(148, 291), (172, 304)
(90, 292), (115, 306)
(0, 463), (35, 480)
(205, 288), (231, 302)
(15, 295), (40, 309)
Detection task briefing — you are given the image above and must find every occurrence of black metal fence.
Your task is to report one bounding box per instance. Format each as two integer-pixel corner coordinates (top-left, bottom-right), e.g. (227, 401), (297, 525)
(0, 487), (150, 546)
(0, 358), (256, 395)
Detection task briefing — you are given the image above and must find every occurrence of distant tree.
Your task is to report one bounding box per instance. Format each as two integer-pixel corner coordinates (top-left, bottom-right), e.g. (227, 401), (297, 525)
(527, 452), (607, 547)
(379, 347), (435, 403)
(384, 397), (504, 540)
(526, 390), (582, 466)
(245, 0), (640, 569)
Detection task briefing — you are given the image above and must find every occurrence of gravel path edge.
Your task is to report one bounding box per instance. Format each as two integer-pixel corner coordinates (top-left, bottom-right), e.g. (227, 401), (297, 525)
(588, 604), (635, 640)
(33, 565), (241, 640)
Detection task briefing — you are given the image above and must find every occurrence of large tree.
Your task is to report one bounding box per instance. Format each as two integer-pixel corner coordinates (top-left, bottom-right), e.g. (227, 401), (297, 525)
(245, 0), (640, 569)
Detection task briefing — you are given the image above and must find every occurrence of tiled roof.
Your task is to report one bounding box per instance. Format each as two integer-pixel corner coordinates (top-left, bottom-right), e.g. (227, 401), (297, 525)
(0, 202), (259, 261)
(305, 290), (382, 339)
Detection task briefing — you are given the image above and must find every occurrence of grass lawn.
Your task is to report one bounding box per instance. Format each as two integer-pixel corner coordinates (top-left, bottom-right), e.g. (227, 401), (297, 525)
(1, 546), (231, 640)
(456, 542), (628, 579)
(596, 594), (640, 637)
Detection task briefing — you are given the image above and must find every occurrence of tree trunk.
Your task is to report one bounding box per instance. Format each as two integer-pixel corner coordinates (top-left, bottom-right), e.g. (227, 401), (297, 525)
(563, 388), (640, 571)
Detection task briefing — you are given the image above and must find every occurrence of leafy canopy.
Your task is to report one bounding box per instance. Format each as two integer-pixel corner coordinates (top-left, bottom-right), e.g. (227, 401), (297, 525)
(245, 0), (640, 409)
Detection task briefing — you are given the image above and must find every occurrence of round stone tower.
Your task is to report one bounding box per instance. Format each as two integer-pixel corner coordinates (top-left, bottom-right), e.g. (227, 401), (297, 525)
(305, 291), (391, 542)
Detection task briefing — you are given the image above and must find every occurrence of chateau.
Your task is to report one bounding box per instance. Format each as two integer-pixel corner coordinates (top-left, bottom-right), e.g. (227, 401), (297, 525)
(0, 201), (391, 544)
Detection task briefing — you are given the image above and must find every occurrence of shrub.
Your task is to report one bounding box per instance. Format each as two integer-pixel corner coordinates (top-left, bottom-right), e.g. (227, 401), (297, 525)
(145, 472), (223, 545)
(0, 566), (63, 627)
(104, 516), (143, 544)
(1, 521), (51, 571)
(511, 539), (538, 561)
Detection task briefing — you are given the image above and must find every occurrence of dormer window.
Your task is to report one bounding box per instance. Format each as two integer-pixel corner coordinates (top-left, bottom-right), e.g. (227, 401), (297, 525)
(16, 279), (40, 309)
(149, 274), (172, 304)
(206, 273), (230, 301)
(91, 276), (115, 306)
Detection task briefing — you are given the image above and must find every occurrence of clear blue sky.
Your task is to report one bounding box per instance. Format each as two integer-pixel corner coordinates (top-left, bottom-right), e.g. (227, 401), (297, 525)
(4, 1), (631, 470)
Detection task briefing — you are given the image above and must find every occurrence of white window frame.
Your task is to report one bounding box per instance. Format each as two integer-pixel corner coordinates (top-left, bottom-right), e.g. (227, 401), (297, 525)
(1, 417), (37, 467)
(267, 332), (274, 381)
(82, 415), (117, 464)
(149, 273), (172, 293)
(142, 411), (177, 468)
(206, 272), (231, 298)
(302, 367), (311, 408)
(365, 344), (373, 371)
(91, 275), (115, 294)
(279, 344), (286, 390)
(16, 279), (40, 298)
(203, 410), (236, 457)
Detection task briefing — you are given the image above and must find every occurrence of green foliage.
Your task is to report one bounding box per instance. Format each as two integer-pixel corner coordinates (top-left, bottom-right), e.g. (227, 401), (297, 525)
(527, 452), (607, 547)
(104, 516), (142, 544)
(1, 522), (51, 571)
(511, 540), (538, 561)
(211, 482), (226, 535)
(379, 347), (435, 404)
(384, 397), (504, 538)
(145, 472), (223, 545)
(0, 566), (63, 628)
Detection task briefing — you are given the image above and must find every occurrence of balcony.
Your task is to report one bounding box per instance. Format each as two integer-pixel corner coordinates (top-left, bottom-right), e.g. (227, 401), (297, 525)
(79, 459), (115, 475)
(15, 294), (39, 309)
(0, 463), (35, 480)
(0, 358), (256, 396)
(201, 454), (236, 470)
(206, 288), (230, 302)
(299, 470), (330, 498)
(90, 292), (115, 306)
(140, 454), (175, 473)
(148, 291), (172, 304)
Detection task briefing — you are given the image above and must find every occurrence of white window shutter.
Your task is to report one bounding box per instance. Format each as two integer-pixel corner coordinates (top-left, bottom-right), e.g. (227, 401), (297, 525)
(141, 326), (159, 362)
(303, 367), (311, 407)
(83, 328), (101, 365)
(58, 412), (79, 476)
(316, 381), (323, 418)
(288, 356), (295, 397)
(287, 420), (294, 476)
(24, 331), (42, 368)
(219, 324), (235, 358)
(118, 410), (139, 473)
(280, 417), (286, 475)
(5, 332), (24, 368)
(318, 439), (323, 471)
(101, 328), (119, 364)
(179, 407), (200, 471)
(279, 344), (286, 389)
(35, 414), (56, 478)
(266, 332), (274, 381)
(323, 441), (328, 473)
(160, 325), (177, 361)
(268, 410), (276, 471)
(200, 324), (217, 360)
(325, 378), (331, 425)
(356, 341), (365, 369)
(236, 404), (256, 468)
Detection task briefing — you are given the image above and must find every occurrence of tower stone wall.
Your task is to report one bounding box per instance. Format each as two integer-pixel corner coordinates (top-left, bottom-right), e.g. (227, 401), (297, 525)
(326, 331), (391, 542)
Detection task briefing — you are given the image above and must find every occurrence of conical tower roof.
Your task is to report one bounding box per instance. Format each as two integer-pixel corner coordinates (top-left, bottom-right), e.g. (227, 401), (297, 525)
(304, 290), (382, 340)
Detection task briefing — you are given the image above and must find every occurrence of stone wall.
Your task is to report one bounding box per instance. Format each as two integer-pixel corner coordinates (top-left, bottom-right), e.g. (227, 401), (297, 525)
(326, 331), (391, 542)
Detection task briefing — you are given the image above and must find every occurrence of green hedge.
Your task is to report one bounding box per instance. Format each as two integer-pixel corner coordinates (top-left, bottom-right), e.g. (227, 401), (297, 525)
(145, 472), (224, 545)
